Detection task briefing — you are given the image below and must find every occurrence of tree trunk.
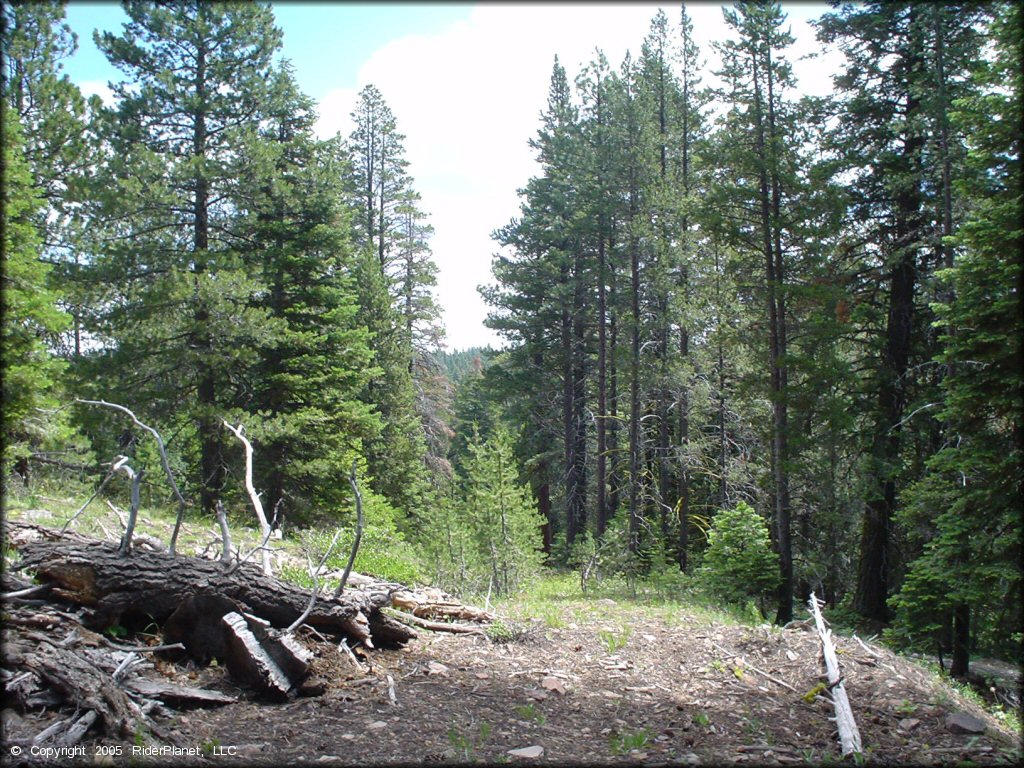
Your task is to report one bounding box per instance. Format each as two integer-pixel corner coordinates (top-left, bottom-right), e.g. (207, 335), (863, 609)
(15, 538), (416, 648)
(597, 231), (609, 536)
(854, 7), (924, 625)
(950, 602), (970, 678)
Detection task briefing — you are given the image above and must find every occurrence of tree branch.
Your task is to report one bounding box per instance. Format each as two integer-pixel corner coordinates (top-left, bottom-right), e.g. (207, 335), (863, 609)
(222, 420), (272, 576)
(75, 400), (188, 553)
(332, 463), (364, 599)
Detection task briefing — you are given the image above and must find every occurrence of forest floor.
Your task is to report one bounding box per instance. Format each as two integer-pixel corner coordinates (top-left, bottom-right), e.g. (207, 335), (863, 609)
(3, 497), (1022, 766)
(152, 598), (1021, 766)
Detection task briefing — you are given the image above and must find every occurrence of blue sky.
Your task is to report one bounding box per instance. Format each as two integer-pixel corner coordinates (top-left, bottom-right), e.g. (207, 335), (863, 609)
(63, 2), (473, 99)
(58, 2), (838, 352)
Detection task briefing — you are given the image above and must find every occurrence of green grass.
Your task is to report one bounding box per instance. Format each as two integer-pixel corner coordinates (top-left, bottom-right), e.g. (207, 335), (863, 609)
(493, 569), (760, 634)
(447, 720), (492, 760)
(609, 728), (651, 755)
(597, 625), (631, 653)
(514, 703), (546, 725)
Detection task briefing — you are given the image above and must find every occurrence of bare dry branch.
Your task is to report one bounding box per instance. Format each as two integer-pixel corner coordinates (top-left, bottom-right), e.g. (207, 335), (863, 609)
(332, 462), (363, 599)
(75, 400), (188, 553)
(222, 420), (272, 576)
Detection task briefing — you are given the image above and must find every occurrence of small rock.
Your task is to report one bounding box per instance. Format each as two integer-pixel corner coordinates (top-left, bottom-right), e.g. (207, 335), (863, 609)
(541, 676), (566, 695)
(475, 672), (490, 679)
(508, 746), (544, 759)
(427, 661), (450, 676)
(898, 717), (921, 732)
(526, 688), (549, 701)
(366, 720), (388, 731)
(681, 754), (701, 766)
(945, 712), (986, 734)
(643, 634), (657, 643)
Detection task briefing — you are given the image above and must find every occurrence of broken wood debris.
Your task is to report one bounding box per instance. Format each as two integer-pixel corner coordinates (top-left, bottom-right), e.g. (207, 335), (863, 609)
(808, 592), (862, 757)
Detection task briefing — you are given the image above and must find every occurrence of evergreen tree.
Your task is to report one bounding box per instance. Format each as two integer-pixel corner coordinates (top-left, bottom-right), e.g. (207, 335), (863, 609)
(712, 1), (800, 623)
(351, 245), (430, 518)
(700, 501), (780, 615)
(487, 57), (588, 553)
(238, 65), (381, 522)
(462, 425), (545, 596)
(88, 0), (286, 513)
(1, 104), (70, 465)
(348, 84), (410, 274)
(890, 2), (1022, 676)
(816, 1), (985, 623)
(1, 0), (96, 360)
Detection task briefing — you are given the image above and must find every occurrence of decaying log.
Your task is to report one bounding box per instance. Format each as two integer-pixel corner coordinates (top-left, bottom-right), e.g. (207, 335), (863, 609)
(4, 631), (136, 739)
(809, 592), (862, 757)
(221, 612), (310, 700)
(122, 678), (236, 707)
(15, 538), (410, 646)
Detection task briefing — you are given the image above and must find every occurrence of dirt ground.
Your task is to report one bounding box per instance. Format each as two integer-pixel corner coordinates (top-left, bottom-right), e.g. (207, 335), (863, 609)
(14, 595), (1012, 767)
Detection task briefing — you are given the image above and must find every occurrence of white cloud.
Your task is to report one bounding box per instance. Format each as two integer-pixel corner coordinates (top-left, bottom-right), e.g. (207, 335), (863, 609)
(78, 79), (115, 104)
(315, 3), (839, 351)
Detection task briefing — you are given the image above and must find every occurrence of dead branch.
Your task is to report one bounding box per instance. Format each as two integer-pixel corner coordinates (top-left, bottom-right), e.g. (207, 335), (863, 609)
(214, 500), (234, 565)
(287, 527), (344, 634)
(61, 455), (129, 534)
(222, 420), (273, 577)
(809, 592), (862, 757)
(118, 465), (143, 555)
(2, 584), (51, 600)
(332, 462), (363, 599)
(75, 400), (188, 553)
(709, 640), (798, 693)
(382, 607), (487, 636)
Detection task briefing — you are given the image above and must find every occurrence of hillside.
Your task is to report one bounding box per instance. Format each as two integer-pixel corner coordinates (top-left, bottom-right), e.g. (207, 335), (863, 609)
(2, 502), (1019, 766)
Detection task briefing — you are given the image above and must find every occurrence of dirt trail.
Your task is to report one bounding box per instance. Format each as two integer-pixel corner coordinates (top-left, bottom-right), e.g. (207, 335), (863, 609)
(161, 599), (1018, 765)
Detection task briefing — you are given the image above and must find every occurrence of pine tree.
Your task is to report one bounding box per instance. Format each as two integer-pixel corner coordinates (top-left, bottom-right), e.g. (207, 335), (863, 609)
(237, 65), (381, 522)
(462, 425), (545, 596)
(487, 57), (588, 553)
(348, 84), (411, 275)
(1, 103), (70, 464)
(2, 0), (96, 360)
(816, 1), (985, 623)
(712, 1), (800, 623)
(890, 2), (1022, 676)
(88, 0), (285, 513)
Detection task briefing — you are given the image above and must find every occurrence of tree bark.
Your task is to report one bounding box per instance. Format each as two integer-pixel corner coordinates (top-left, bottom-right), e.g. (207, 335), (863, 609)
(15, 538), (416, 648)
(854, 6), (925, 625)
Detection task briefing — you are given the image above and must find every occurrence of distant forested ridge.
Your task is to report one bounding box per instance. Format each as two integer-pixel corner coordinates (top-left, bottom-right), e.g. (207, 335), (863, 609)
(2, 1), (1020, 678)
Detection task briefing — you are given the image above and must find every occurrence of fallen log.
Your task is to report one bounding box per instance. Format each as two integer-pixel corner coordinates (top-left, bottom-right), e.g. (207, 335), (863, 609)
(15, 536), (415, 648)
(382, 607), (487, 636)
(808, 592), (862, 757)
(4, 630), (136, 739)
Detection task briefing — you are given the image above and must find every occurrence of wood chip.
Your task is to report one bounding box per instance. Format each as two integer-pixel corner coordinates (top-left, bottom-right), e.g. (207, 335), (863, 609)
(508, 745), (544, 759)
